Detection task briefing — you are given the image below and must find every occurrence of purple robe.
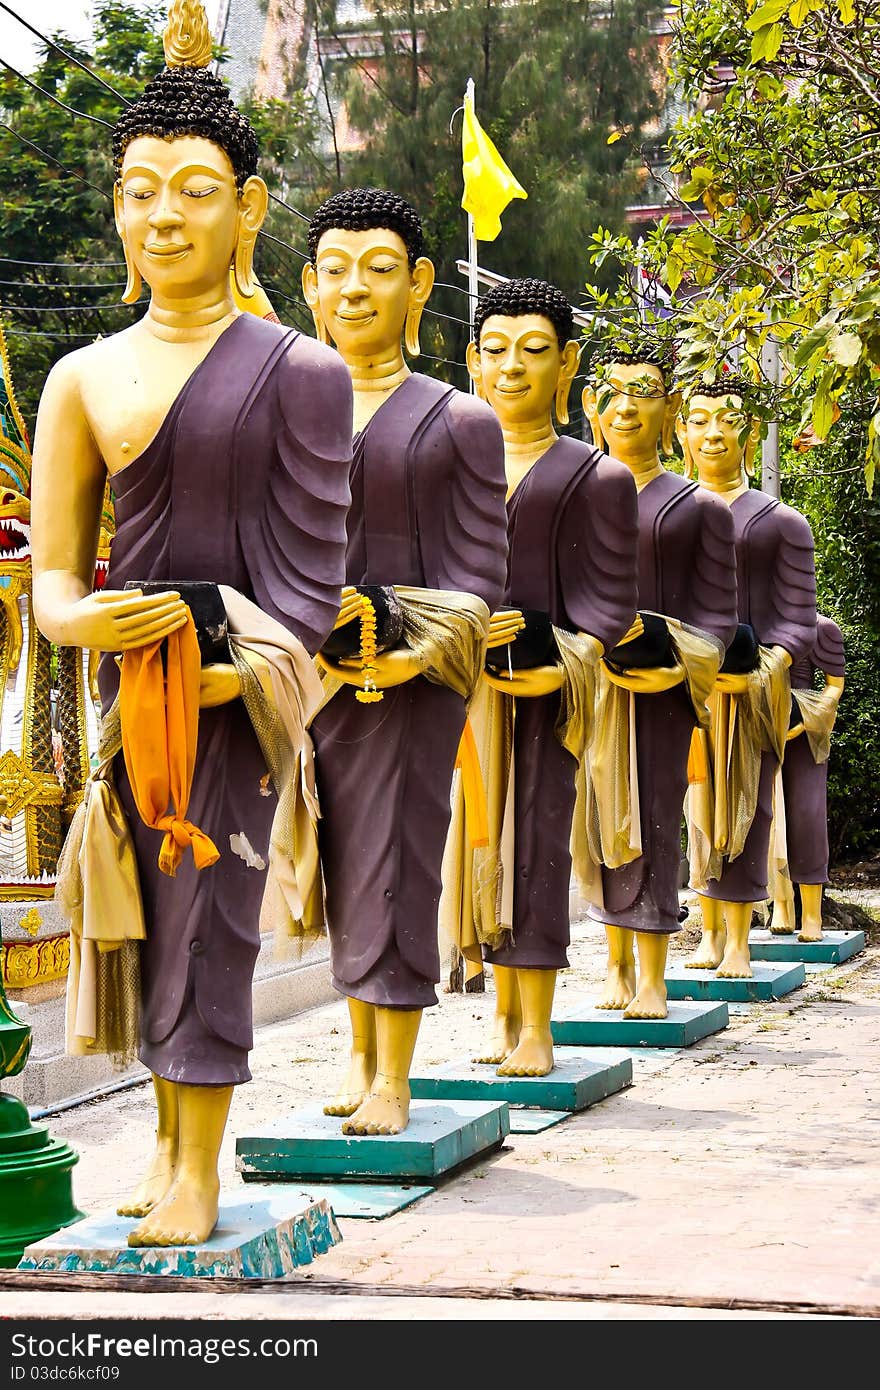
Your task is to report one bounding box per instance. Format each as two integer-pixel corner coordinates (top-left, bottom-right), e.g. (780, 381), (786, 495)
(703, 488), (817, 903)
(311, 373), (508, 1009)
(484, 438), (638, 970)
(98, 315), (352, 1084)
(783, 614), (845, 885)
(588, 470), (739, 933)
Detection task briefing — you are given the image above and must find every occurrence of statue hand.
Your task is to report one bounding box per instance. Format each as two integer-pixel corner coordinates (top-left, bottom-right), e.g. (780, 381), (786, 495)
(484, 663), (564, 697)
(603, 661), (685, 694)
(317, 645), (421, 690)
(334, 585), (363, 630)
(715, 670), (750, 695)
(486, 608), (526, 649)
(786, 721), (805, 742)
(199, 663), (241, 708)
(771, 644), (793, 669)
(50, 588), (189, 653)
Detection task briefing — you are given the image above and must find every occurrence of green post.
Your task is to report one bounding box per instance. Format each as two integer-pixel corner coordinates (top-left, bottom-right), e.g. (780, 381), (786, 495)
(0, 939), (83, 1267)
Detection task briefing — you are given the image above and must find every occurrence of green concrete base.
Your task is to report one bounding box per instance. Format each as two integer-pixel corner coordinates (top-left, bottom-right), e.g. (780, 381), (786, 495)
(286, 1183), (433, 1219)
(665, 961), (806, 1002)
(508, 1109), (570, 1134)
(0, 1094), (83, 1268)
(409, 1049), (632, 1113)
(550, 1000), (729, 1048)
(749, 929), (866, 965)
(236, 1099), (509, 1184)
(17, 1186), (340, 1277)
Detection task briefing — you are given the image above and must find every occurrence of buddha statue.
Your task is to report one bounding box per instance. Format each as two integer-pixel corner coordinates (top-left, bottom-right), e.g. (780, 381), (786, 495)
(678, 379), (816, 976)
(461, 278), (638, 1074)
(29, 0), (352, 1245)
(583, 341), (738, 1017)
(302, 186), (509, 1133)
(771, 615), (845, 941)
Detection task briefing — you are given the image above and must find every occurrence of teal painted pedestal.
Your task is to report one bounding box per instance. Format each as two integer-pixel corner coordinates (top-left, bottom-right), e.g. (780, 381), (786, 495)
(507, 1110), (570, 1134)
(16, 1187), (340, 1277)
(236, 1099), (509, 1184)
(409, 1049), (632, 1113)
(749, 929), (865, 965)
(665, 961), (806, 1002)
(550, 1000), (729, 1048)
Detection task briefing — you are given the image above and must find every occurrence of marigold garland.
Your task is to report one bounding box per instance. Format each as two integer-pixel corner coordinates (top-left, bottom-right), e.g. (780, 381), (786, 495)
(355, 593), (383, 703)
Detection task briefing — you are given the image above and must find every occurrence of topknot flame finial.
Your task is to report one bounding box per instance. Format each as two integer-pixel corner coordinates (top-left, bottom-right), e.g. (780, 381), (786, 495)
(163, 0), (213, 69)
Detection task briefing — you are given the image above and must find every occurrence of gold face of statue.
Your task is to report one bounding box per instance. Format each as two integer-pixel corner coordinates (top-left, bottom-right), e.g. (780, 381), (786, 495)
(595, 362), (668, 460)
(684, 392), (748, 487)
(477, 314), (562, 425)
(312, 227), (414, 357)
(117, 135), (241, 299)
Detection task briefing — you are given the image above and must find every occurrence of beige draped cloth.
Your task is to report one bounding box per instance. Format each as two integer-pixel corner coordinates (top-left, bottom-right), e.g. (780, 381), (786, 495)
(766, 680), (842, 908)
(57, 589), (323, 1063)
(440, 628), (604, 965)
(687, 644), (792, 890)
(574, 616), (724, 909)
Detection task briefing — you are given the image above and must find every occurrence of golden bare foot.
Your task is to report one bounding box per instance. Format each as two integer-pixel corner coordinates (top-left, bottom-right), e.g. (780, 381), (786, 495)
(770, 912), (795, 935)
(127, 1175), (219, 1247)
(685, 931), (725, 969)
(717, 947), (753, 979)
(595, 963), (637, 1010)
(342, 1077), (410, 1135)
(623, 982), (668, 1019)
(323, 1050), (376, 1117)
(496, 1027), (553, 1076)
(116, 1145), (176, 1218)
(473, 1014), (521, 1064)
(798, 925), (823, 942)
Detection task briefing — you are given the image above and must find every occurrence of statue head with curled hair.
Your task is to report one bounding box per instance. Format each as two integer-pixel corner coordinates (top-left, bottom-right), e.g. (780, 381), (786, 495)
(112, 0), (268, 307)
(677, 371), (763, 485)
(302, 187), (434, 359)
(582, 330), (681, 466)
(466, 277), (581, 429)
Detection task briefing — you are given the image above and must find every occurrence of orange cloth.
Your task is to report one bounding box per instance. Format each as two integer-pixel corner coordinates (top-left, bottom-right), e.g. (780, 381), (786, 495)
(456, 717), (489, 849)
(119, 613), (220, 877)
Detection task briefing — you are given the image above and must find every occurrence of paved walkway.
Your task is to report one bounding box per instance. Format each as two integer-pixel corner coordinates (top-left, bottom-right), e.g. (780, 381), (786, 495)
(4, 897), (879, 1321)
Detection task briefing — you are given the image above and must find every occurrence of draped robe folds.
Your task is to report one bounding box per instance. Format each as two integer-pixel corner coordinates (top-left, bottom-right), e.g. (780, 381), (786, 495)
(310, 373), (508, 1009)
(782, 614), (845, 886)
(588, 471), (739, 934)
(483, 439), (638, 970)
(702, 488), (816, 904)
(97, 315), (352, 1084)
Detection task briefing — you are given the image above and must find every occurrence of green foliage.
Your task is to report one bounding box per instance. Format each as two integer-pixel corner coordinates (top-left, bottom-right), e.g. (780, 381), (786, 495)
(580, 0), (880, 485)
(313, 0), (667, 388)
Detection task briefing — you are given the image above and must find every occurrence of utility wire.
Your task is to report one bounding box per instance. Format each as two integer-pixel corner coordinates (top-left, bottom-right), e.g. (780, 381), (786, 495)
(0, 278), (125, 288)
(0, 2), (131, 107)
(1, 302), (142, 313)
(0, 257), (123, 268)
(0, 120), (112, 201)
(0, 59), (113, 129)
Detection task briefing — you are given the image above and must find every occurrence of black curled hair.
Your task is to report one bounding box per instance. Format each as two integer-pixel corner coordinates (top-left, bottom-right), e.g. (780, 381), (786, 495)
(472, 278), (574, 349)
(685, 373), (756, 412)
(112, 67), (260, 192)
(307, 187), (424, 267)
(589, 333), (675, 385)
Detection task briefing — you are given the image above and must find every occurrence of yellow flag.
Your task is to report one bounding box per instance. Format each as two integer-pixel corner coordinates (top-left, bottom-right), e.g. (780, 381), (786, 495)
(461, 90), (527, 241)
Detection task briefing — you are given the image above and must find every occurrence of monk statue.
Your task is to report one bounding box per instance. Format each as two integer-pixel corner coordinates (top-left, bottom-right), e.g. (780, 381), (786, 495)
(678, 378), (816, 976)
(770, 614), (844, 941)
(29, 0), (352, 1246)
(302, 187), (509, 1133)
(583, 341), (738, 1017)
(459, 278), (638, 1074)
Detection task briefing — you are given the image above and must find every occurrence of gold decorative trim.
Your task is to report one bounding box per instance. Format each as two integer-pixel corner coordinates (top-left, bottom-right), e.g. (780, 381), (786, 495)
(0, 884), (56, 901)
(0, 319), (29, 450)
(18, 906), (42, 936)
(1, 933), (69, 987)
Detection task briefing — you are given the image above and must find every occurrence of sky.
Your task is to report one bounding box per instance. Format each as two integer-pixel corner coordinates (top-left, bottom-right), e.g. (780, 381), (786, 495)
(0, 1), (223, 73)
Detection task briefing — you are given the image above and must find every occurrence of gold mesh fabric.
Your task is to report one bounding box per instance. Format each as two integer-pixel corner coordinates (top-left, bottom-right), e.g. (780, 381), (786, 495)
(791, 684), (841, 764)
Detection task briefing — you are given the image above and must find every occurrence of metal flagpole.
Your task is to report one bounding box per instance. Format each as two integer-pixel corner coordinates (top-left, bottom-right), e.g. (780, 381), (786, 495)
(465, 78), (479, 393)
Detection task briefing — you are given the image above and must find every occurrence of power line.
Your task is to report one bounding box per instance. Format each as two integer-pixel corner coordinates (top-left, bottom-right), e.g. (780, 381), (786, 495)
(258, 229), (308, 262)
(0, 278), (126, 288)
(267, 190), (309, 224)
(0, 59), (113, 129)
(1, 302), (143, 313)
(1, 326), (101, 339)
(0, 257), (123, 268)
(0, 120), (112, 201)
(0, 2), (131, 108)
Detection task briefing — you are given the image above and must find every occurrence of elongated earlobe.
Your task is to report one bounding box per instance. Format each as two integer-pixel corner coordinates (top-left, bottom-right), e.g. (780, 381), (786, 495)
(404, 302), (424, 358)
(582, 386), (605, 450)
(302, 261), (331, 345)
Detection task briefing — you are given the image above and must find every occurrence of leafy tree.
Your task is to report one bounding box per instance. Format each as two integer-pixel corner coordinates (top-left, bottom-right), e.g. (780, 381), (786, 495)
(312, 0), (668, 388)
(580, 0), (880, 484)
